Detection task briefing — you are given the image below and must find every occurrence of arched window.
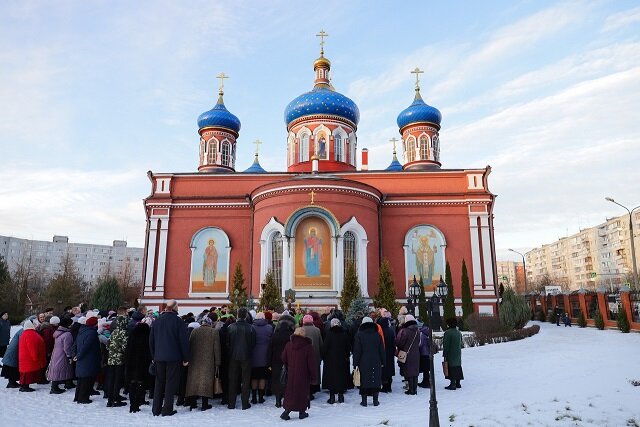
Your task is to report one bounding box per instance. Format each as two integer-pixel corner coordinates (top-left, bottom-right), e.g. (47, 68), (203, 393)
(335, 134), (343, 162)
(406, 137), (416, 162)
(208, 139), (217, 164)
(300, 134), (309, 162)
(419, 135), (430, 160)
(270, 232), (283, 294)
(343, 231), (356, 276)
(433, 135), (440, 161)
(221, 141), (230, 166)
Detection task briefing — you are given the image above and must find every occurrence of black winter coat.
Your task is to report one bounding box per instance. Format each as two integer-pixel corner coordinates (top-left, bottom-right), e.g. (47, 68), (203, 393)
(321, 326), (351, 392)
(352, 322), (385, 390)
(74, 325), (101, 378)
(377, 317), (396, 382)
(268, 320), (294, 396)
(126, 322), (152, 384)
(227, 318), (256, 361)
(149, 311), (190, 363)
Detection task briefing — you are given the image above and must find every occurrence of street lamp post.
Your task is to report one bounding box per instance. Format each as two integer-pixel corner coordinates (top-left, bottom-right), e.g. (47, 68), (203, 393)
(509, 248), (527, 294)
(605, 197), (639, 288)
(426, 276), (448, 427)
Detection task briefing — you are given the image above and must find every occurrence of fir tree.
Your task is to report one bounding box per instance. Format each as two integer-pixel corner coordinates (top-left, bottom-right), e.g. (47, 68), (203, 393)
(346, 294), (369, 323)
(499, 286), (530, 330)
(373, 259), (400, 318)
(43, 254), (85, 314)
(577, 311), (587, 328)
(0, 256), (22, 322)
(340, 261), (360, 313)
(443, 261), (455, 321)
(92, 276), (123, 311)
(460, 259), (474, 323)
(617, 308), (630, 333)
(594, 310), (605, 330)
(228, 262), (248, 312)
(417, 276), (429, 323)
(259, 270), (284, 312)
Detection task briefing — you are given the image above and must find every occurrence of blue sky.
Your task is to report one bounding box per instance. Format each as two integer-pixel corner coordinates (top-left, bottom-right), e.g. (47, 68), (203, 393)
(1, 0), (639, 261)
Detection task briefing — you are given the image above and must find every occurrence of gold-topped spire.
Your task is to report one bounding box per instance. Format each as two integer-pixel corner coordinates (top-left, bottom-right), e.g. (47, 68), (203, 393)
(216, 72), (229, 102)
(316, 29), (329, 55)
(252, 138), (263, 156)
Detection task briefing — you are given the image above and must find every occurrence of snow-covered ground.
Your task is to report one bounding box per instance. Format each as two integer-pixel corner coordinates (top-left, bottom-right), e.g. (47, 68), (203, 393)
(1, 322), (639, 426)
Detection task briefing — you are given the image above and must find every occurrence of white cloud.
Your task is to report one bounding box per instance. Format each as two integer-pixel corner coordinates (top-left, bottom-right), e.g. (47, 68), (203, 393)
(601, 5), (640, 32)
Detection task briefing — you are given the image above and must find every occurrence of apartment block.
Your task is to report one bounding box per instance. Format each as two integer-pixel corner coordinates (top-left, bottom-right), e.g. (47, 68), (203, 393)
(525, 211), (640, 291)
(0, 235), (144, 286)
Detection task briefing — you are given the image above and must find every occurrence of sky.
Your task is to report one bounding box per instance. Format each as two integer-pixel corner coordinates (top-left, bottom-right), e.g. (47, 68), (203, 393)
(1, 0), (639, 261)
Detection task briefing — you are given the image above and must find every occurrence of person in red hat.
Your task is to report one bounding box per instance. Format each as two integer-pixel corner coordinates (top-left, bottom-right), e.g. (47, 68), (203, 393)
(18, 320), (47, 392)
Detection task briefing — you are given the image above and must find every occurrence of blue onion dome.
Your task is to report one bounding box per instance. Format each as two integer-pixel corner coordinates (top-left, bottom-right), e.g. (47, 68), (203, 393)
(284, 86), (360, 127)
(385, 152), (403, 171)
(197, 92), (241, 133)
(243, 155), (267, 173)
(396, 90), (441, 130)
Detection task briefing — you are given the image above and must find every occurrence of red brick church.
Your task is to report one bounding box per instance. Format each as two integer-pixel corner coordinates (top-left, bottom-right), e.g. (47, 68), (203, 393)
(139, 35), (498, 315)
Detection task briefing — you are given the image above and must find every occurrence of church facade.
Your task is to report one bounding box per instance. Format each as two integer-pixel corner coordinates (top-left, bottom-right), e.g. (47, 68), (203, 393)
(139, 37), (499, 315)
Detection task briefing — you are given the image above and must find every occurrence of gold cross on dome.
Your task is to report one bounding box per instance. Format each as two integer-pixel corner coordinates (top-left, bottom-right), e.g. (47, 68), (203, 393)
(309, 190), (316, 204)
(390, 137), (399, 153)
(316, 30), (329, 54)
(410, 67), (424, 90)
(216, 72), (229, 93)
(253, 139), (263, 155)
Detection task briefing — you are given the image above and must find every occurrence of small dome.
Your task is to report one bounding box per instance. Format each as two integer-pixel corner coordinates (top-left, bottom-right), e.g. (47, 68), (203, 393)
(243, 156), (267, 173)
(397, 93), (441, 130)
(284, 86), (360, 127)
(198, 96), (241, 133)
(385, 154), (403, 171)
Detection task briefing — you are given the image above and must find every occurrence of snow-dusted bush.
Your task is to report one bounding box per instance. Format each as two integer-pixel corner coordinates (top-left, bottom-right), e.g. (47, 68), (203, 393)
(594, 310), (605, 330)
(499, 287), (530, 330)
(577, 312), (587, 328)
(617, 309), (630, 333)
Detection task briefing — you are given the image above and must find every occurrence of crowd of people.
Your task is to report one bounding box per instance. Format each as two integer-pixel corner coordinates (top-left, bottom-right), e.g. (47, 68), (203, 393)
(0, 301), (464, 420)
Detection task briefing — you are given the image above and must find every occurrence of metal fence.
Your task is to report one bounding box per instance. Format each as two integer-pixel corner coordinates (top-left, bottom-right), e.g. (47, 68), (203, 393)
(630, 291), (640, 323)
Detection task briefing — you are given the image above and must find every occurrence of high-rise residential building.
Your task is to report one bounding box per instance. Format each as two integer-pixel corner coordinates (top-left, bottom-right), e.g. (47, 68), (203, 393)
(496, 261), (525, 294)
(525, 211), (640, 291)
(0, 235), (144, 286)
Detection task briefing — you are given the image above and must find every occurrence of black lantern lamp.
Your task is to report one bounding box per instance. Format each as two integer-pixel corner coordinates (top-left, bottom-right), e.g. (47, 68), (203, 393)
(436, 276), (448, 299)
(407, 275), (421, 316)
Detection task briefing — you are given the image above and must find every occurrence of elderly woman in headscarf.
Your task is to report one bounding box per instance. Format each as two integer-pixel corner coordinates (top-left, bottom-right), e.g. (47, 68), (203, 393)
(321, 318), (350, 404)
(185, 316), (221, 411)
(251, 312), (273, 404)
(353, 316), (385, 407)
(280, 327), (317, 420)
(18, 319), (47, 392)
(301, 314), (322, 399)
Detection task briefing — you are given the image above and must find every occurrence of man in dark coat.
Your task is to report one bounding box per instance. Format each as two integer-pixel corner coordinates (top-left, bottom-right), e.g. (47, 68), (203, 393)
(321, 318), (351, 404)
(269, 314), (294, 408)
(281, 327), (317, 420)
(376, 316), (396, 393)
(395, 314), (421, 395)
(353, 317), (385, 407)
(1, 311), (12, 357)
(149, 300), (191, 417)
(226, 307), (256, 410)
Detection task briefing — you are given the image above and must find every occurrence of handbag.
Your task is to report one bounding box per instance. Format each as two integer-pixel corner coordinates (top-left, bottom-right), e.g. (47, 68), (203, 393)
(396, 330), (419, 364)
(352, 367), (361, 387)
(213, 366), (223, 395)
(148, 361), (156, 376)
(442, 360), (449, 377)
(279, 364), (288, 385)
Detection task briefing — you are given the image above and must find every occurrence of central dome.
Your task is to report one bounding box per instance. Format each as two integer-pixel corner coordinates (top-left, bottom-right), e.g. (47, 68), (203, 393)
(284, 86), (360, 127)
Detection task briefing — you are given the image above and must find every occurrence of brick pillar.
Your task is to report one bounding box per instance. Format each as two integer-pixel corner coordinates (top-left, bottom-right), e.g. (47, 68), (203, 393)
(620, 286), (633, 325)
(578, 290), (587, 320)
(563, 294), (571, 316)
(596, 287), (608, 322)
